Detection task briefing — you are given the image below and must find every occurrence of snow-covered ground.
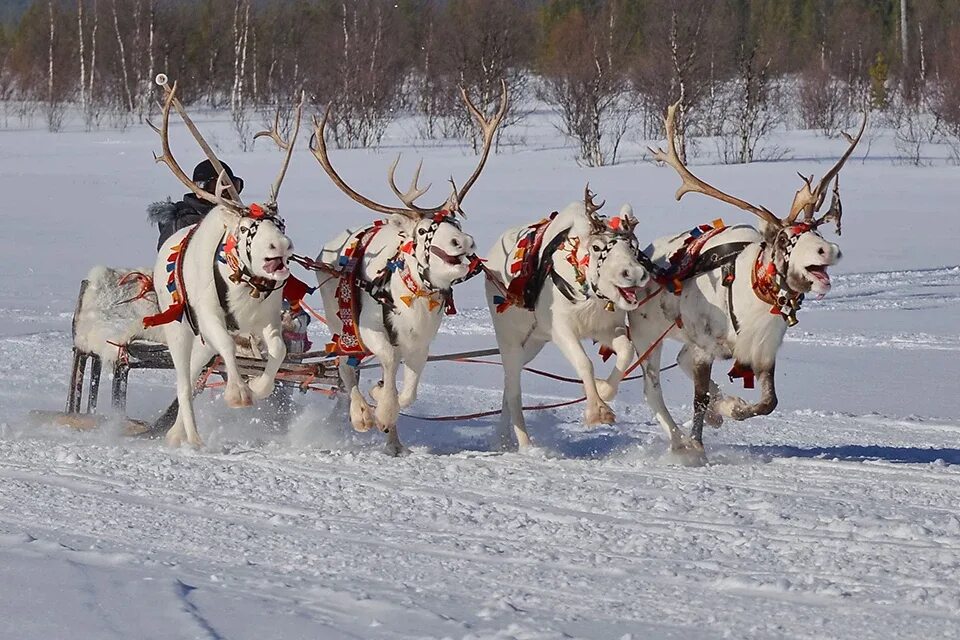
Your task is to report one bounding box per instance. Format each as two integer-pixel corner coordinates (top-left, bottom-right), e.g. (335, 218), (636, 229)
(1, 109), (958, 639)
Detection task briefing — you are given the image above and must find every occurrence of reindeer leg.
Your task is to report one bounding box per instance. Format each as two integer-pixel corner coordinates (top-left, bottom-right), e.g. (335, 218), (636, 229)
(678, 345), (725, 427)
(638, 342), (689, 450)
(164, 330), (209, 447)
(498, 340), (544, 450)
(198, 320), (253, 408)
(355, 329), (404, 455)
(554, 327), (613, 426)
(249, 322), (287, 400)
(397, 347), (428, 408)
(715, 366), (778, 420)
(337, 360), (374, 432)
(374, 350), (405, 457)
(596, 329), (635, 402)
(690, 358), (714, 450)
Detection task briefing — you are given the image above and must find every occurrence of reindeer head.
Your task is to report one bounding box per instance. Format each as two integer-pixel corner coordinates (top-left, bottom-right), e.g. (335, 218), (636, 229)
(151, 74), (303, 284)
(650, 101), (864, 301)
(233, 206), (294, 282)
(311, 81), (507, 292)
(581, 187), (650, 310)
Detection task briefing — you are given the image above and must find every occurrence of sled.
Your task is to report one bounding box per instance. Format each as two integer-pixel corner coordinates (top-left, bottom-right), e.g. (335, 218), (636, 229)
(47, 271), (342, 437)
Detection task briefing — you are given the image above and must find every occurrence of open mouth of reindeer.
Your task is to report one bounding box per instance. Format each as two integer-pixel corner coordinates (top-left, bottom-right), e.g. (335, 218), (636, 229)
(617, 286), (641, 305)
(263, 256), (289, 276)
(805, 264), (831, 288)
(429, 246), (467, 267)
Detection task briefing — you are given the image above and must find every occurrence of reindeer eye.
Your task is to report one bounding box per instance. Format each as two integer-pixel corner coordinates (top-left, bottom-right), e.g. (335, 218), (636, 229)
(591, 244), (602, 252)
(418, 228), (426, 236)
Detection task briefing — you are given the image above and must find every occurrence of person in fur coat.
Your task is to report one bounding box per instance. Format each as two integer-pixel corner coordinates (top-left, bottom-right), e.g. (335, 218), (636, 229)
(147, 159), (244, 250)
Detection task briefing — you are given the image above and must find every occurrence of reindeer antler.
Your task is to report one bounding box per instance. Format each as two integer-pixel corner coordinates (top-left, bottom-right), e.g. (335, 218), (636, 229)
(310, 108), (419, 219)
(152, 74), (243, 207)
(584, 184), (608, 233)
(151, 76), (243, 213)
(785, 114), (867, 224)
(455, 79), (509, 204)
(254, 91), (305, 207)
(649, 101), (782, 227)
(311, 81), (509, 220)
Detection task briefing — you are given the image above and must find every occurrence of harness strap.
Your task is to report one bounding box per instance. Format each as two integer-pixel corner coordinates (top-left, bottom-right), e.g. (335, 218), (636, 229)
(326, 223), (385, 363)
(722, 260), (739, 334)
(535, 230), (574, 305)
(143, 224), (200, 334)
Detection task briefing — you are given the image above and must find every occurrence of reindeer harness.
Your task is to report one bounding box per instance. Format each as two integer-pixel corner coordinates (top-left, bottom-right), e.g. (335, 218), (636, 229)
(143, 224), (201, 333)
(326, 212), (483, 365)
(494, 213), (647, 313)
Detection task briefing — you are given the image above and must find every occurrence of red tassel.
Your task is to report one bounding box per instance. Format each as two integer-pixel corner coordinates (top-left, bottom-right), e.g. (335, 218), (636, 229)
(728, 362), (755, 389)
(143, 302), (184, 328)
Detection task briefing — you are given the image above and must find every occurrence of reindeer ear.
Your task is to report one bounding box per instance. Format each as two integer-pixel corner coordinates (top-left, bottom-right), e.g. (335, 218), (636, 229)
(388, 214), (416, 237)
(759, 220), (780, 244)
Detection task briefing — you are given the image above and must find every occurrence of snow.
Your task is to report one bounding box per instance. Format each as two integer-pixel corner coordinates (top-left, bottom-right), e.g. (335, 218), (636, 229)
(1, 110), (959, 639)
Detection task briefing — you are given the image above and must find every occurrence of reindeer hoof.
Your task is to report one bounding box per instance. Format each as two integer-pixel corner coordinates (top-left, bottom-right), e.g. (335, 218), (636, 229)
(586, 403), (616, 426)
(248, 374), (276, 400)
(165, 426), (186, 448)
(349, 388), (375, 432)
(383, 439), (410, 457)
(225, 382), (254, 408)
(714, 395), (749, 421)
(705, 406), (724, 428)
(669, 438), (707, 466)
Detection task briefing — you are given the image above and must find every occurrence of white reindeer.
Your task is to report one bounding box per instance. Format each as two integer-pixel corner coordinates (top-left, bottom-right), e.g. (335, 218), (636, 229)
(629, 102), (865, 458)
(310, 83), (508, 455)
(485, 188), (652, 450)
(148, 76), (302, 447)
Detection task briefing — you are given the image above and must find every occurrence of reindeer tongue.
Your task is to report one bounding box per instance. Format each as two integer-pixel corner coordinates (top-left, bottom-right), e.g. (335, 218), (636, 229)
(807, 265), (831, 288)
(264, 257), (286, 274)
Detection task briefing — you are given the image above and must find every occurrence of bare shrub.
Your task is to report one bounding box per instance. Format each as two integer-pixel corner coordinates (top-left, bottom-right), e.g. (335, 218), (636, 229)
(799, 65), (852, 134)
(416, 0), (532, 151)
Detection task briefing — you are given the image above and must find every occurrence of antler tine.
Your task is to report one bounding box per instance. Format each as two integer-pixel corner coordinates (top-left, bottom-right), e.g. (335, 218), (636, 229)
(254, 109), (290, 151)
(387, 155), (438, 214)
(816, 175), (843, 235)
(786, 113), (867, 224)
(649, 100), (782, 227)
(152, 80), (240, 213)
(455, 79), (509, 204)
(309, 107), (417, 218)
(584, 183), (608, 233)
(584, 183), (606, 215)
(154, 74), (243, 206)
(262, 90), (304, 206)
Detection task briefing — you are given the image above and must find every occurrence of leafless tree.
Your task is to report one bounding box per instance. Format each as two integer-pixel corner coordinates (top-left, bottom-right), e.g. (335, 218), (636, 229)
(718, 42), (785, 164)
(417, 0), (532, 151)
(632, 1), (731, 161)
(538, 2), (637, 167)
(326, 0), (409, 149)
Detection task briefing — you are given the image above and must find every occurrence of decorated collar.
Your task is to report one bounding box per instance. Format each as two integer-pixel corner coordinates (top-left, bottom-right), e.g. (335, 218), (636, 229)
(217, 229), (284, 299)
(562, 236), (618, 312)
(751, 224), (812, 326)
